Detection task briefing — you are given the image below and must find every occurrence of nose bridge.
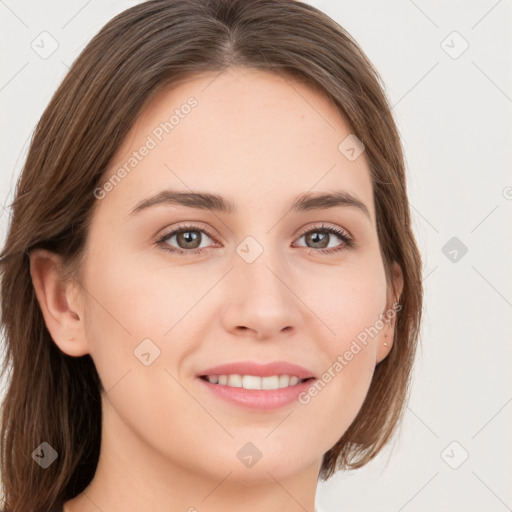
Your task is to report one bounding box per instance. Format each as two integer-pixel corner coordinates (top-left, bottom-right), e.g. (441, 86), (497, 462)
(222, 232), (300, 337)
(235, 233), (289, 302)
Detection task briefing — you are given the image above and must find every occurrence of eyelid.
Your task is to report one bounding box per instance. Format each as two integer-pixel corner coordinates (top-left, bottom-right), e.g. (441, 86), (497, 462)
(294, 222), (352, 240)
(156, 222), (221, 248)
(157, 221), (218, 240)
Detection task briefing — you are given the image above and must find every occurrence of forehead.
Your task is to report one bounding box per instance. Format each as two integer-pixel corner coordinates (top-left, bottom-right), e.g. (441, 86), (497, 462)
(100, 67), (374, 221)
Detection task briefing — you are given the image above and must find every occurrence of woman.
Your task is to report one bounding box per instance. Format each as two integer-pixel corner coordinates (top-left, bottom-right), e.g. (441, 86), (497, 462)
(0, 1), (423, 511)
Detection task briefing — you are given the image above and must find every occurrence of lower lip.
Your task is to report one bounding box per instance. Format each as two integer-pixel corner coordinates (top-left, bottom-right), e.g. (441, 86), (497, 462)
(198, 377), (315, 411)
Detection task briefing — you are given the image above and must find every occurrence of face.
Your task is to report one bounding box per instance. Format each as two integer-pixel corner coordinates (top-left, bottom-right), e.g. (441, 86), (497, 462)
(57, 68), (401, 484)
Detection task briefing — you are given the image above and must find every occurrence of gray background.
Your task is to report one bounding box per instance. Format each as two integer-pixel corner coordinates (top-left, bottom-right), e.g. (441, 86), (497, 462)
(1, 1), (511, 511)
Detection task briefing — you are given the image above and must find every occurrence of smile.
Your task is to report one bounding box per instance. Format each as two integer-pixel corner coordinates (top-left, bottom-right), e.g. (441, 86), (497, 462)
(200, 374), (312, 390)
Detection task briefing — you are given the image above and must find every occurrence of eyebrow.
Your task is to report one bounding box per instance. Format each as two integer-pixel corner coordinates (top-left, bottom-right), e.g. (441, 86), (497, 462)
(130, 189), (371, 220)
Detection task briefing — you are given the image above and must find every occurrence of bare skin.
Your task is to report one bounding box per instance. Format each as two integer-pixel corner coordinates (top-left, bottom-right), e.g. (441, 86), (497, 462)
(30, 67), (402, 512)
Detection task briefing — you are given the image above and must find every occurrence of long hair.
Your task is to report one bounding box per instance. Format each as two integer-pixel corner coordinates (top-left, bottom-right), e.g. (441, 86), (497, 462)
(0, 1), (423, 510)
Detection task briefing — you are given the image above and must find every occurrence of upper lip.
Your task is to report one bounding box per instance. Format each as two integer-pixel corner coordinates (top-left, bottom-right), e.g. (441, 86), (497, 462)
(197, 361), (316, 380)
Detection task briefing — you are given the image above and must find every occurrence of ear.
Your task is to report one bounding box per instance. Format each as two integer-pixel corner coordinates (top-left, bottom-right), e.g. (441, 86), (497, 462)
(29, 248), (90, 357)
(376, 261), (403, 363)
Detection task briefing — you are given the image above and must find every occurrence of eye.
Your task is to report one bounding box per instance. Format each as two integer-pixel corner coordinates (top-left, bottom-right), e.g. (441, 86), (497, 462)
(293, 224), (354, 254)
(155, 222), (354, 256)
(156, 223), (219, 255)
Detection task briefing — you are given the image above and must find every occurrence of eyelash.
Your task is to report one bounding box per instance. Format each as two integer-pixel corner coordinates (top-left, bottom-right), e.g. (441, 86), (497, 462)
(155, 223), (354, 256)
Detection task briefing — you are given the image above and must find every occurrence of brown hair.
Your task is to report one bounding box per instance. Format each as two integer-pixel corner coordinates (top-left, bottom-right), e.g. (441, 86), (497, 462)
(0, 0), (423, 510)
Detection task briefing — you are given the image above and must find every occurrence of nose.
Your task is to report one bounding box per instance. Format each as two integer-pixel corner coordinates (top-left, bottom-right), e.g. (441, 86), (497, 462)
(219, 247), (302, 340)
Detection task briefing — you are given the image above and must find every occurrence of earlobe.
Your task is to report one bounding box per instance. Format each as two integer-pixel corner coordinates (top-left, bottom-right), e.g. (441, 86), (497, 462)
(376, 261), (404, 364)
(376, 323), (393, 364)
(29, 248), (90, 357)
(376, 319), (395, 364)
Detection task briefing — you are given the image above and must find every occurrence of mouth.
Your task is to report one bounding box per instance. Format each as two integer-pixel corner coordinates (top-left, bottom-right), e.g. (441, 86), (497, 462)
(196, 361), (317, 411)
(197, 374), (316, 411)
(199, 374), (315, 390)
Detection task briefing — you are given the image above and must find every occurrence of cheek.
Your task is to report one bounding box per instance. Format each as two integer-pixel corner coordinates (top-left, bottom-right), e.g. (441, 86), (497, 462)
(79, 254), (166, 386)
(82, 251), (190, 339)
(296, 322), (380, 454)
(296, 356), (375, 458)
(80, 247), (219, 396)
(298, 256), (388, 354)
(80, 254), (219, 471)
(293, 261), (387, 441)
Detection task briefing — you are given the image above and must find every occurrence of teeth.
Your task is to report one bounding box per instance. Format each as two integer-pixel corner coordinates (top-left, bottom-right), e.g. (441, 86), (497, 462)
(206, 374), (306, 390)
(261, 375), (279, 390)
(243, 375), (262, 390)
(227, 374), (243, 387)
